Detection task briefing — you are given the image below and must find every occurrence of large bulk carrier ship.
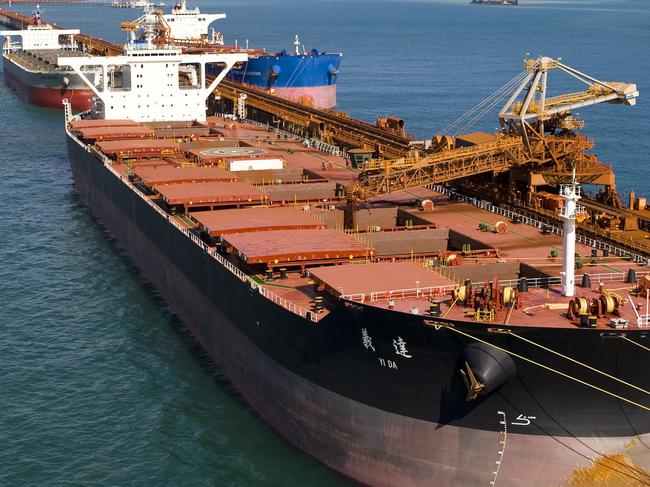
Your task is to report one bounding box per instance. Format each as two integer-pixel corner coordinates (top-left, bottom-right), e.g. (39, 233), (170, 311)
(59, 21), (650, 486)
(1, 7), (95, 110)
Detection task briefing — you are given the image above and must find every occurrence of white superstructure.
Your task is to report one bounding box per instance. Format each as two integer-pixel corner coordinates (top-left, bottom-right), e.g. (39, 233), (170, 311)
(162, 0), (225, 44)
(1, 26), (79, 51)
(1, 5), (79, 52)
(58, 29), (246, 122)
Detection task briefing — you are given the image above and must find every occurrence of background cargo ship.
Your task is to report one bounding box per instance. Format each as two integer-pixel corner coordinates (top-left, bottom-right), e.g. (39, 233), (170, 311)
(1, 7), (95, 110)
(221, 37), (341, 109)
(471, 0), (518, 5)
(59, 21), (650, 486)
(1, 2), (342, 111)
(160, 0), (342, 109)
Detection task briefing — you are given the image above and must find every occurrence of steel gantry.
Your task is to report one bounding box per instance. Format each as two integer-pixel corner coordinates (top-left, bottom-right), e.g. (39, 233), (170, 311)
(499, 56), (638, 150)
(340, 56), (638, 227)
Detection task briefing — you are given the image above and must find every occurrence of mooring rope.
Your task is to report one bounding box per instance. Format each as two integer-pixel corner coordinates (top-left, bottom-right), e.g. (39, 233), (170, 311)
(622, 335), (650, 353)
(508, 331), (650, 397)
(441, 325), (650, 412)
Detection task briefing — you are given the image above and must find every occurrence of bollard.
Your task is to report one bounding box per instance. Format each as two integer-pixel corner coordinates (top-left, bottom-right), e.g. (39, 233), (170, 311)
(625, 268), (637, 284)
(429, 302), (441, 317)
(518, 278), (529, 293)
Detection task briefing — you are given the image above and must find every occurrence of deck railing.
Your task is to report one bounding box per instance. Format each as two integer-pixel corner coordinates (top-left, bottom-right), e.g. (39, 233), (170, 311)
(215, 114), (349, 159)
(430, 185), (650, 264)
(491, 270), (650, 291)
(342, 269), (650, 304)
(343, 284), (458, 304)
(68, 129), (321, 323)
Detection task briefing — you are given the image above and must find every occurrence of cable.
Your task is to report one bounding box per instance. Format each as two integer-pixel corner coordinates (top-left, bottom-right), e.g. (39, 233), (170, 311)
(453, 72), (529, 135)
(439, 70), (528, 135)
(622, 335), (650, 353)
(509, 331), (650, 397)
(442, 325), (650, 411)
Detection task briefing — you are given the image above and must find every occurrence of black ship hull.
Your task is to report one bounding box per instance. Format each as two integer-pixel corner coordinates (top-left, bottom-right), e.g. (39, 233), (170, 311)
(67, 132), (650, 486)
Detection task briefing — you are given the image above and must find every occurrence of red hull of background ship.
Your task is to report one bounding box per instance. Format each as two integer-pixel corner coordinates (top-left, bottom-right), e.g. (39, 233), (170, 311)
(3, 55), (93, 110)
(266, 85), (337, 111)
(66, 130), (650, 487)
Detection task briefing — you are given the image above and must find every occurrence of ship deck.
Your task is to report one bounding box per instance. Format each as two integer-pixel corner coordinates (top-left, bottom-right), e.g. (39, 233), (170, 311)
(73, 115), (650, 330)
(134, 166), (239, 187)
(4, 48), (87, 72)
(192, 206), (325, 236)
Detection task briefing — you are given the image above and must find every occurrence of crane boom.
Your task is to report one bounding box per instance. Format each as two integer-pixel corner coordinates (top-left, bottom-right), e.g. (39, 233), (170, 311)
(343, 56), (639, 228)
(499, 57), (638, 129)
(351, 135), (602, 200)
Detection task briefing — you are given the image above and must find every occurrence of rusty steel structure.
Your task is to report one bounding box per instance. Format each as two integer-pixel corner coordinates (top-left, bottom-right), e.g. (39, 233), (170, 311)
(338, 57), (639, 227)
(352, 135), (524, 198)
(350, 135), (611, 200)
(354, 57), (636, 195)
(214, 80), (413, 160)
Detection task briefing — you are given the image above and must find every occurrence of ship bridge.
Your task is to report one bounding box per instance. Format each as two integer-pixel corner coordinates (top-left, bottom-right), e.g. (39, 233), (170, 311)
(1, 27), (79, 51)
(59, 45), (246, 122)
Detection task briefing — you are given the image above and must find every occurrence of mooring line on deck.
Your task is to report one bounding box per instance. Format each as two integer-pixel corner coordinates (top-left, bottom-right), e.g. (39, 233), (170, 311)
(508, 331), (650, 397)
(442, 325), (650, 412)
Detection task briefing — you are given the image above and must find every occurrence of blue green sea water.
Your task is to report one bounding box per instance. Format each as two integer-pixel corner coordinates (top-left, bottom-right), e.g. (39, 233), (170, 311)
(1, 0), (648, 485)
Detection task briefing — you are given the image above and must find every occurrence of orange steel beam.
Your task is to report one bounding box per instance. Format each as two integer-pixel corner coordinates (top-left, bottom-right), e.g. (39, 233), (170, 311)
(353, 135), (602, 199)
(214, 79), (412, 159)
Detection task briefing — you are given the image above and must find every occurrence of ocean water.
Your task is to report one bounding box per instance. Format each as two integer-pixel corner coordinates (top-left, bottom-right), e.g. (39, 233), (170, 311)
(0, 1), (648, 485)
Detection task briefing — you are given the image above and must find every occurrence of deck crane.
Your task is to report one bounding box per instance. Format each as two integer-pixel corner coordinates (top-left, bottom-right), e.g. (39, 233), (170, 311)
(120, 6), (171, 47)
(499, 56), (638, 150)
(343, 56), (638, 228)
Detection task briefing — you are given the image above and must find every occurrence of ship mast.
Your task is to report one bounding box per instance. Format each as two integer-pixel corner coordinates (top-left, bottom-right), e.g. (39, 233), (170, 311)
(294, 34), (301, 55)
(559, 166), (585, 297)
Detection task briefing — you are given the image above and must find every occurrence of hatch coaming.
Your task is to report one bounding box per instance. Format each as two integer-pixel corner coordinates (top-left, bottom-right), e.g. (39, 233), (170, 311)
(66, 114), (650, 332)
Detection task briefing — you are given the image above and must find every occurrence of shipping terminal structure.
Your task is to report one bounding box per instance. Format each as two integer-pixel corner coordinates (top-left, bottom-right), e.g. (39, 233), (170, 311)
(55, 16), (650, 485)
(0, 2), (342, 110)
